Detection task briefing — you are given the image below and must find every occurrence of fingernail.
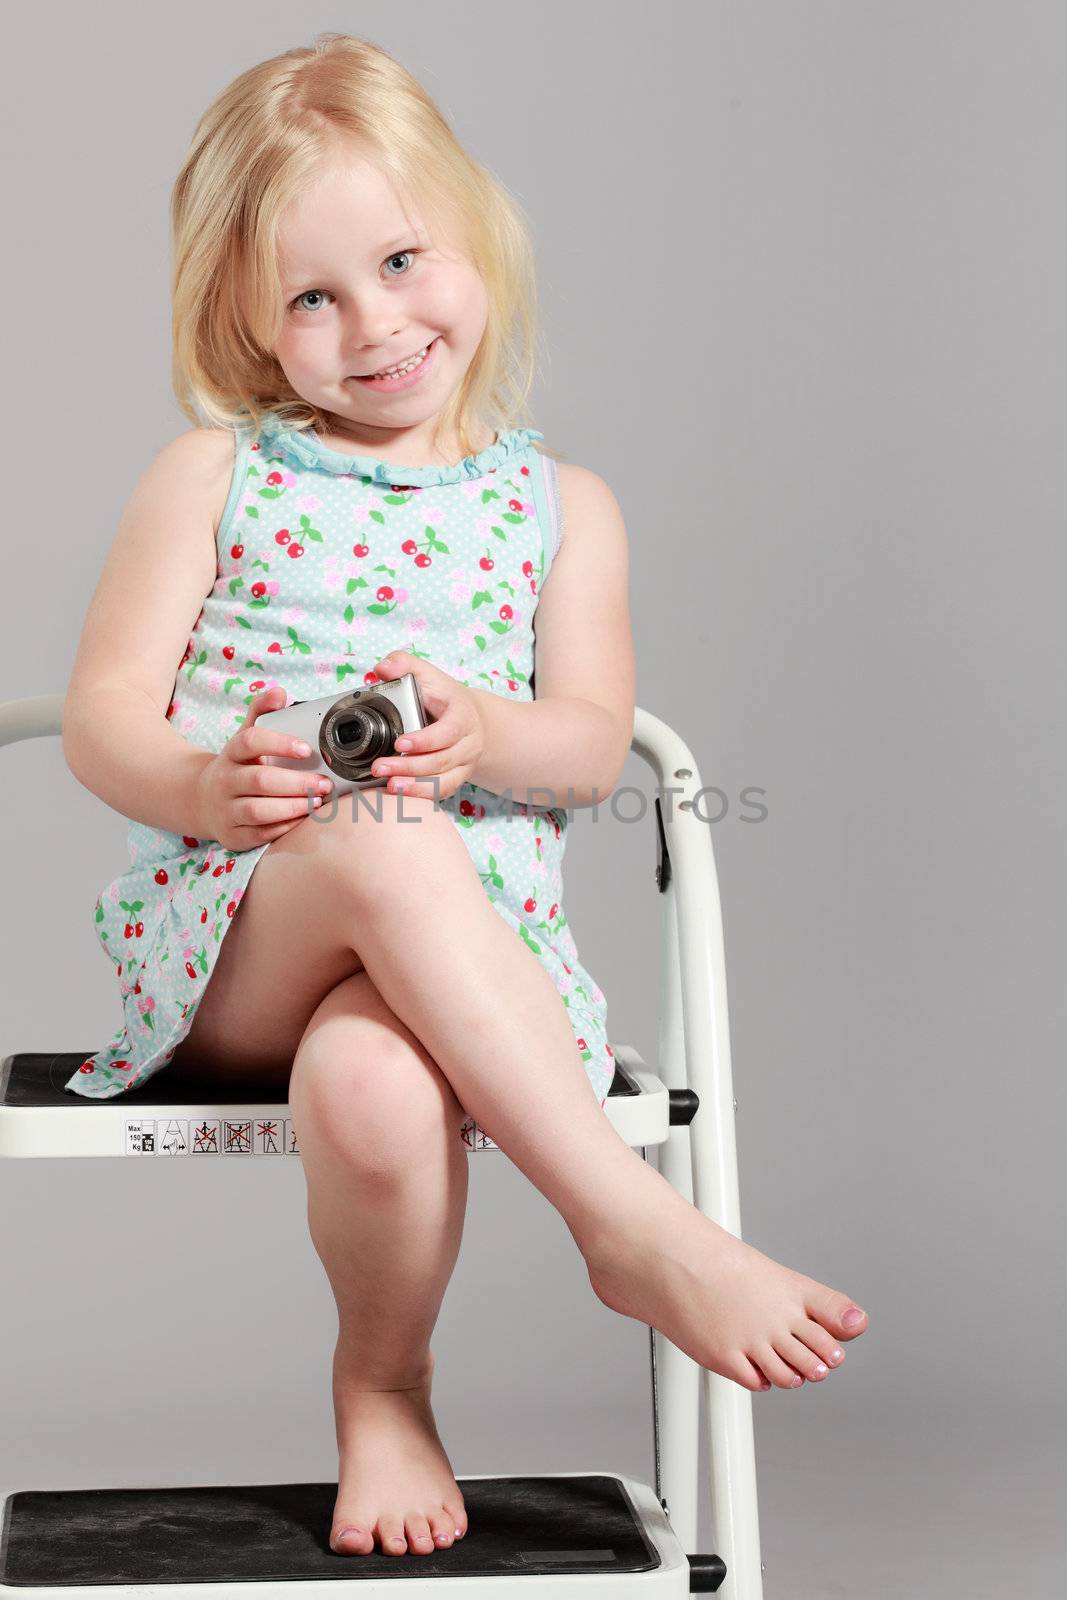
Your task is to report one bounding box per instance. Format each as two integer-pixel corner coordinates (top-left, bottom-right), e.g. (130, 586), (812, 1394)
(395, 737), (411, 750)
(842, 1306), (865, 1328)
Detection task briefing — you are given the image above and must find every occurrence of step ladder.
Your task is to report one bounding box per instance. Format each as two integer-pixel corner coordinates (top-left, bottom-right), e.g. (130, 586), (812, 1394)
(0, 694), (765, 1597)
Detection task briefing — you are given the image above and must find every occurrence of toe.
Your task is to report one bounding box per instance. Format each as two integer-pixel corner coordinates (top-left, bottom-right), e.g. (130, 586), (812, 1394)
(405, 1514), (435, 1555)
(378, 1517), (408, 1556)
(812, 1290), (868, 1340)
(796, 1318), (846, 1369)
(753, 1344), (806, 1390)
(775, 1332), (830, 1382)
(330, 1524), (372, 1556)
(443, 1498), (468, 1539)
(428, 1511), (455, 1548)
(731, 1354), (771, 1392)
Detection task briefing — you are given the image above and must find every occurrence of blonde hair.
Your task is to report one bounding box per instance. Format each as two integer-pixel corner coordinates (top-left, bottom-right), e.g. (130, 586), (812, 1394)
(170, 33), (563, 461)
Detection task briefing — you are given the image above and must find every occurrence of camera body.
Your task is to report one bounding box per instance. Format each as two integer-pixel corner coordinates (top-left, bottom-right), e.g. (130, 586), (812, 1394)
(259, 674), (433, 796)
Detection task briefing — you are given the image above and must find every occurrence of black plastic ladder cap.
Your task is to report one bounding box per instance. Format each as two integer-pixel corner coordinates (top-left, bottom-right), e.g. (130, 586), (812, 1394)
(687, 1551), (728, 1591)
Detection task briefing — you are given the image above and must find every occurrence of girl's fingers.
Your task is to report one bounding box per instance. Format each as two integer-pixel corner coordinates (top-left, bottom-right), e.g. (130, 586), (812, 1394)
(236, 792), (327, 826)
(379, 754), (452, 780)
(390, 728), (480, 774)
(242, 686), (286, 725)
(377, 743), (466, 779)
(395, 717), (461, 755)
(247, 730), (318, 762)
(387, 771), (464, 802)
(244, 762), (333, 799)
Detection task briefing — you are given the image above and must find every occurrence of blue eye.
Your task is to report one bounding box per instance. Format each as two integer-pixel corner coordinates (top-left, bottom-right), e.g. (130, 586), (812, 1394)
(289, 250), (418, 313)
(291, 289), (330, 314)
(384, 249), (418, 277)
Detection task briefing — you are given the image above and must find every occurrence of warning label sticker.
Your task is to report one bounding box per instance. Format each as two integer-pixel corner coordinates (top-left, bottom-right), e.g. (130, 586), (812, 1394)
(124, 1118), (301, 1156)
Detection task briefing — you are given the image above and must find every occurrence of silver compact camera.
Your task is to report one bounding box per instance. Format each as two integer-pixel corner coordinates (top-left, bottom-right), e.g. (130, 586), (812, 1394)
(259, 674), (433, 796)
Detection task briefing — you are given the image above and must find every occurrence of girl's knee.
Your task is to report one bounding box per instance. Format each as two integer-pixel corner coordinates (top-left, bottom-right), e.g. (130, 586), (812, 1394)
(315, 1067), (459, 1183)
(293, 996), (461, 1164)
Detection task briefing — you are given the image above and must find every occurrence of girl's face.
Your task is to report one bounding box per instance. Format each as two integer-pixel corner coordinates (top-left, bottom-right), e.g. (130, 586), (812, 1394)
(271, 149), (490, 463)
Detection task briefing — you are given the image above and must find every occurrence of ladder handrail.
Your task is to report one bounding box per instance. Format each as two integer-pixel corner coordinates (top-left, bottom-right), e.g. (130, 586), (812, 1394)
(0, 692), (65, 746)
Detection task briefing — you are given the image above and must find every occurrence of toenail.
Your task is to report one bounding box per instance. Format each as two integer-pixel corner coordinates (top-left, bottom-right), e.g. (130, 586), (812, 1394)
(391, 1538), (405, 1549)
(332, 1528), (363, 1549)
(831, 1348), (844, 1362)
(814, 1362), (828, 1377)
(842, 1306), (865, 1327)
(436, 1534), (449, 1545)
(791, 1374), (803, 1386)
(455, 1528), (464, 1538)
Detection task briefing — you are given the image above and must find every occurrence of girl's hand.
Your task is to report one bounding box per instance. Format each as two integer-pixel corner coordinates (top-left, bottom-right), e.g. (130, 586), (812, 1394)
(371, 651), (484, 801)
(194, 686), (332, 851)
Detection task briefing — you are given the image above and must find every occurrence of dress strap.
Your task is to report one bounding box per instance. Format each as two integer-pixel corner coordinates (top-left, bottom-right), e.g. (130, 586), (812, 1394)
(538, 452), (564, 564)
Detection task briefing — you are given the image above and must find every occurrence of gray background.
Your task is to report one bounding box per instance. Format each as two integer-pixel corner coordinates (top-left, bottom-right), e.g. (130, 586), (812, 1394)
(2, 3), (1063, 1595)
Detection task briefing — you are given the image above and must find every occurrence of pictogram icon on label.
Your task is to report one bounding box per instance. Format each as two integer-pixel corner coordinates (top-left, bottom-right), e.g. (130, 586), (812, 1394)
(223, 1119), (253, 1154)
(253, 1117), (285, 1155)
(157, 1119), (189, 1155)
(191, 1118), (221, 1154)
(460, 1118), (498, 1152)
(125, 1120), (156, 1155)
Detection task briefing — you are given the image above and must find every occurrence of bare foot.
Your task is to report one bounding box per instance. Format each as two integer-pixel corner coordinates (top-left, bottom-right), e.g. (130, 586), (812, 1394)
(328, 1351), (468, 1557)
(581, 1190), (869, 1392)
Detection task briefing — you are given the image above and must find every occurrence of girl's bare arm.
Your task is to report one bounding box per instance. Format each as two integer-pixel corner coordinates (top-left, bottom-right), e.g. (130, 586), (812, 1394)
(470, 462), (636, 807)
(62, 429), (234, 838)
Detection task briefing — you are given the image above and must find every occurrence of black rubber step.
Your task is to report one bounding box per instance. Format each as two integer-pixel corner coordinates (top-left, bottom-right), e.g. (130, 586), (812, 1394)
(1, 1477), (661, 1584)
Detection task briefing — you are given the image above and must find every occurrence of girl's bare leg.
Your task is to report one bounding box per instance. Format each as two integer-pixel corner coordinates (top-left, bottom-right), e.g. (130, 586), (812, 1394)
(287, 970), (472, 1559)
(337, 793), (869, 1394)
(175, 781), (868, 1528)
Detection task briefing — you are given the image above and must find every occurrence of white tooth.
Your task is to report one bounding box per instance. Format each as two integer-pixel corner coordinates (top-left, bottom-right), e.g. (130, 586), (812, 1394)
(373, 345), (428, 378)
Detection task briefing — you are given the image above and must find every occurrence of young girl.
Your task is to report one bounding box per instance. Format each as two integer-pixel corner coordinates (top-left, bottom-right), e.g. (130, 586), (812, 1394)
(61, 33), (868, 1561)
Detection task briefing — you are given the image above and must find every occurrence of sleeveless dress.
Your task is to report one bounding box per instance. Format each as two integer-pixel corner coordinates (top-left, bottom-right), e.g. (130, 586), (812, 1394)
(63, 413), (616, 1148)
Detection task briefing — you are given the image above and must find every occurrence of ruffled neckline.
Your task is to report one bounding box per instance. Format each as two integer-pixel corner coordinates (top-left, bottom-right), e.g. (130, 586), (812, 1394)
(253, 411), (544, 485)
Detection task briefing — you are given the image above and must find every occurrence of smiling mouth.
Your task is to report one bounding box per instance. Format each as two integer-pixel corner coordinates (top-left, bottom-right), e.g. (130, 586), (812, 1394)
(355, 339), (437, 379)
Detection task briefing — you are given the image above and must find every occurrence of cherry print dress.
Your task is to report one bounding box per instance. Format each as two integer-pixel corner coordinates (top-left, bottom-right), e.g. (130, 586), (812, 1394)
(64, 412), (616, 1147)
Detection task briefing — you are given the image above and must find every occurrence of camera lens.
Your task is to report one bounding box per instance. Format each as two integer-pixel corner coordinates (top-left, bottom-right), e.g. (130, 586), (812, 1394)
(320, 689), (404, 780)
(335, 712), (368, 748)
(330, 706), (391, 760)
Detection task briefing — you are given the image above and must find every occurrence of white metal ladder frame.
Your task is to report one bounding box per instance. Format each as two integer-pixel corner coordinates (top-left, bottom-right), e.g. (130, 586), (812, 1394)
(0, 691), (764, 1598)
